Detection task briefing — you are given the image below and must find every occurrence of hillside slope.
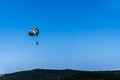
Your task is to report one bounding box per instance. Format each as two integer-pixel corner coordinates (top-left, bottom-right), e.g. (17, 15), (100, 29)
(1, 69), (120, 80)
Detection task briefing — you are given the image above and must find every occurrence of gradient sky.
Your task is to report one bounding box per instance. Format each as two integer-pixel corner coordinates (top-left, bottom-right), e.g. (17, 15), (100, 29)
(0, 0), (120, 74)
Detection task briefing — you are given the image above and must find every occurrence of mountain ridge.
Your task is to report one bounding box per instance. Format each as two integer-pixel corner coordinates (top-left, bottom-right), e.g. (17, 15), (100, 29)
(1, 69), (120, 80)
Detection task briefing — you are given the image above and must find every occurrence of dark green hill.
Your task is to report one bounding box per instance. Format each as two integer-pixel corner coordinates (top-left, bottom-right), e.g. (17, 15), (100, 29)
(62, 71), (120, 80)
(0, 69), (80, 80)
(1, 69), (120, 80)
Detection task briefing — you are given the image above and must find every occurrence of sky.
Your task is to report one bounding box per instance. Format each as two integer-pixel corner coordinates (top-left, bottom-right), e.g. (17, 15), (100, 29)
(0, 0), (120, 74)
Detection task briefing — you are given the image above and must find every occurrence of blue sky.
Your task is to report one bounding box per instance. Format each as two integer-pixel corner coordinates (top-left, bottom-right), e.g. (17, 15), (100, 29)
(0, 0), (120, 73)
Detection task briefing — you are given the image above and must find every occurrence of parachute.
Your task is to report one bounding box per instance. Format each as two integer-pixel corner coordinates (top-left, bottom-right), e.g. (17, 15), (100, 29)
(28, 28), (39, 45)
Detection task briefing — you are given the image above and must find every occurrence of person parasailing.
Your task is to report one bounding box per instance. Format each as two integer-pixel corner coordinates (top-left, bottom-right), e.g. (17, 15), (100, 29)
(28, 28), (40, 45)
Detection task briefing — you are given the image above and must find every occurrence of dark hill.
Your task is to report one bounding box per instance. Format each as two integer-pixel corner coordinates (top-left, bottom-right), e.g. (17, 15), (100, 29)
(1, 69), (120, 80)
(0, 69), (80, 80)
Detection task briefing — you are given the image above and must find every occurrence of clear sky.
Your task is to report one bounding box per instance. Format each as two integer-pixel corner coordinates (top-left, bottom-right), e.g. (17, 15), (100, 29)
(0, 0), (120, 74)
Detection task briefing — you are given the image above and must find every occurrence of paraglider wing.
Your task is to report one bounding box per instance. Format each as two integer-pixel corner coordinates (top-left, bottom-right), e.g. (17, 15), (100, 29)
(28, 28), (39, 36)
